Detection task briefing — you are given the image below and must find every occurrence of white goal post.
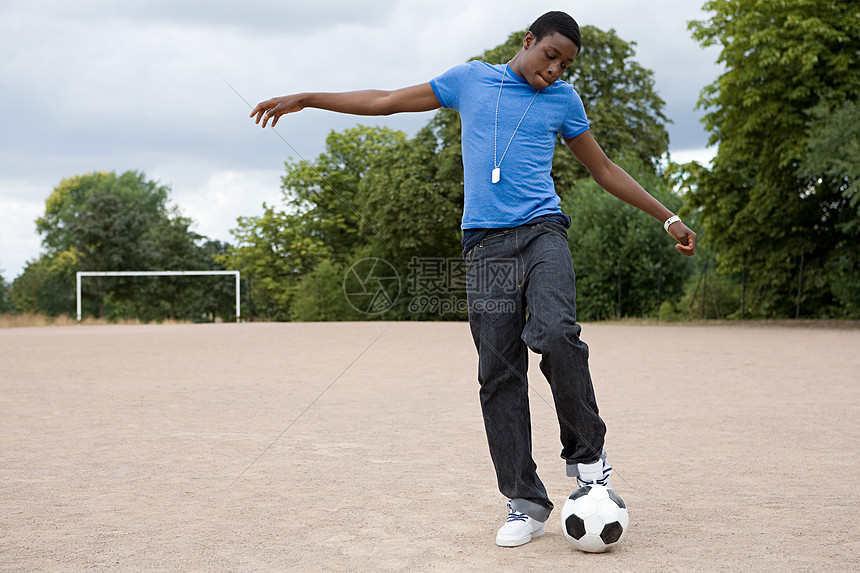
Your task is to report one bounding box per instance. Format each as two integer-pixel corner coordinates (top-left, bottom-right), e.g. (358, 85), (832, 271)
(76, 270), (241, 322)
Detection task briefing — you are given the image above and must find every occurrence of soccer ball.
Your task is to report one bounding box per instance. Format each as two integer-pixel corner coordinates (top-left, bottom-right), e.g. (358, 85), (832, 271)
(561, 485), (628, 553)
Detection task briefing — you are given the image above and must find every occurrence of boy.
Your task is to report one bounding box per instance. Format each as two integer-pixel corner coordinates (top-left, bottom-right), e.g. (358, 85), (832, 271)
(251, 11), (696, 547)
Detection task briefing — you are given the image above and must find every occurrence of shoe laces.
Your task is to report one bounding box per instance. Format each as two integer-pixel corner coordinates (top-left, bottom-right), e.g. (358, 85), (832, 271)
(505, 503), (529, 523)
(577, 461), (613, 487)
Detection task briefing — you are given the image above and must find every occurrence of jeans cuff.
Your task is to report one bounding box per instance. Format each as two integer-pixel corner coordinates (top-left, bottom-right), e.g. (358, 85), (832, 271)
(565, 449), (607, 477)
(510, 498), (552, 523)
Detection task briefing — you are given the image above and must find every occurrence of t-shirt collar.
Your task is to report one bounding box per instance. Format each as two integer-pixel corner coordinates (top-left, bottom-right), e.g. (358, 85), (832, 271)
(504, 63), (531, 85)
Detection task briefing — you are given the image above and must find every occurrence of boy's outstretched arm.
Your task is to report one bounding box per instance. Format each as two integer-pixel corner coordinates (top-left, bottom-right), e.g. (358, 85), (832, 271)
(564, 131), (697, 256)
(250, 83), (441, 128)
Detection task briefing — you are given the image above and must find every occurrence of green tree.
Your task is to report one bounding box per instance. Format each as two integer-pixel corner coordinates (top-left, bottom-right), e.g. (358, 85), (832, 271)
(476, 25), (670, 184)
(802, 100), (860, 201)
(359, 124), (464, 258)
(358, 24), (672, 267)
(290, 258), (364, 321)
(17, 171), (233, 320)
(800, 99), (860, 316)
(224, 126), (412, 320)
(232, 24), (677, 322)
(0, 269), (16, 314)
(224, 205), (330, 320)
(37, 172), (169, 257)
(11, 250), (79, 316)
(689, 0), (860, 317)
(562, 154), (694, 320)
(24, 171), (171, 317)
(282, 125), (407, 258)
(191, 240), (238, 322)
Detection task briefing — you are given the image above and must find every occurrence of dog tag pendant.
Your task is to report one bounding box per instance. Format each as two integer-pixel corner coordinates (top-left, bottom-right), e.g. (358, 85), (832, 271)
(492, 167), (501, 184)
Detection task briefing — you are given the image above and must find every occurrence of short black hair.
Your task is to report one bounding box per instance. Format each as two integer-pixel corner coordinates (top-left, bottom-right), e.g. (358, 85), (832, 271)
(529, 11), (581, 50)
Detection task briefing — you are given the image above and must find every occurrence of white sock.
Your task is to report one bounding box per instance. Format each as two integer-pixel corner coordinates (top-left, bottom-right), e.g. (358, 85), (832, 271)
(577, 451), (612, 486)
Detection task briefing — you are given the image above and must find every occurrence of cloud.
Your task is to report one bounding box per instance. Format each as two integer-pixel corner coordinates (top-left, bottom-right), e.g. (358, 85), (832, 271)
(154, 164), (286, 244)
(0, 195), (44, 282)
(3, 0), (402, 35)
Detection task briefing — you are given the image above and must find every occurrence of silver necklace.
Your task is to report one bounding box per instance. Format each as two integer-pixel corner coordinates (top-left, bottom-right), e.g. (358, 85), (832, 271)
(493, 64), (540, 184)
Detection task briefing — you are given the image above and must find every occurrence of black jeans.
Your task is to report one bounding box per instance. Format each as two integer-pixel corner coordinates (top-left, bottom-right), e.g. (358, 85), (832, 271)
(464, 220), (606, 522)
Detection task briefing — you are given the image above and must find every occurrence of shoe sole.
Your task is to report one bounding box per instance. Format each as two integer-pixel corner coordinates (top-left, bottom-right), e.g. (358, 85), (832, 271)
(495, 525), (546, 547)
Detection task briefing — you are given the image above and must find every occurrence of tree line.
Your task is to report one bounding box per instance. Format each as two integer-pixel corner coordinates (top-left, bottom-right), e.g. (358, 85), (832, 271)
(3, 1), (858, 322)
(5, 171), (236, 322)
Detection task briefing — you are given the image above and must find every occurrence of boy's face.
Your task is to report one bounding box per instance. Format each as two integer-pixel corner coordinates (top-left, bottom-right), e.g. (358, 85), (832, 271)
(514, 31), (579, 90)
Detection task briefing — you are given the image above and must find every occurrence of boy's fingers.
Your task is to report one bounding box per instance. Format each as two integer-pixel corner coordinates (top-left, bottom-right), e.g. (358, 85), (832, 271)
(250, 100), (276, 126)
(261, 108), (276, 128)
(250, 101), (268, 121)
(668, 223), (697, 257)
(674, 234), (696, 256)
(250, 96), (299, 128)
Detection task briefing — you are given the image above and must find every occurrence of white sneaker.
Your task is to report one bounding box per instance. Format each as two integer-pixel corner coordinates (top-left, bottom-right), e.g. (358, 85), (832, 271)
(495, 501), (546, 547)
(575, 451), (613, 489)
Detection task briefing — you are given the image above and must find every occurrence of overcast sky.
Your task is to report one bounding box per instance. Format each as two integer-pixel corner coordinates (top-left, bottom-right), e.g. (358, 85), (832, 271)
(0, 0), (721, 283)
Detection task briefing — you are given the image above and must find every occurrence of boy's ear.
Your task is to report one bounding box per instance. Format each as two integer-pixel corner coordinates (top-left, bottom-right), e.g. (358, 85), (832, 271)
(523, 31), (536, 50)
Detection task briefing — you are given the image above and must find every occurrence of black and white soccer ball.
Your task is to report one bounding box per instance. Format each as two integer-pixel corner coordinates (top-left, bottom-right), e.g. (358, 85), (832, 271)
(561, 485), (629, 553)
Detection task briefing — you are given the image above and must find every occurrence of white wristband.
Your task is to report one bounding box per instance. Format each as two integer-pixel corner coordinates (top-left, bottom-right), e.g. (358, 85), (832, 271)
(663, 215), (681, 233)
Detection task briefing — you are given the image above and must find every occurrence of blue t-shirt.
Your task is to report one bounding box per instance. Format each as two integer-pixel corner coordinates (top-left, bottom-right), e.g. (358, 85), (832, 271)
(430, 61), (590, 229)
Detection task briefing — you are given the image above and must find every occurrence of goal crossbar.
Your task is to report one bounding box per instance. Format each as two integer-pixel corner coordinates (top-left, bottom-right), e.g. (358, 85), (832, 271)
(76, 270), (241, 322)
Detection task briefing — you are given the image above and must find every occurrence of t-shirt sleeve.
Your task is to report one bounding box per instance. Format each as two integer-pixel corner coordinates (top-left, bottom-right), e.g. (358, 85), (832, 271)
(560, 87), (591, 139)
(429, 63), (470, 110)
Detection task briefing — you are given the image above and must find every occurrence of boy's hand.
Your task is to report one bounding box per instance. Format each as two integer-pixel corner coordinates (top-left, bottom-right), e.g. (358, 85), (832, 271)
(668, 222), (697, 256)
(250, 95), (303, 128)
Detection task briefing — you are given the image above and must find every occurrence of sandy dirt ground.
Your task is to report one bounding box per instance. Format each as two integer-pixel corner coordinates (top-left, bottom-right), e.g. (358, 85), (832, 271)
(0, 321), (857, 572)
